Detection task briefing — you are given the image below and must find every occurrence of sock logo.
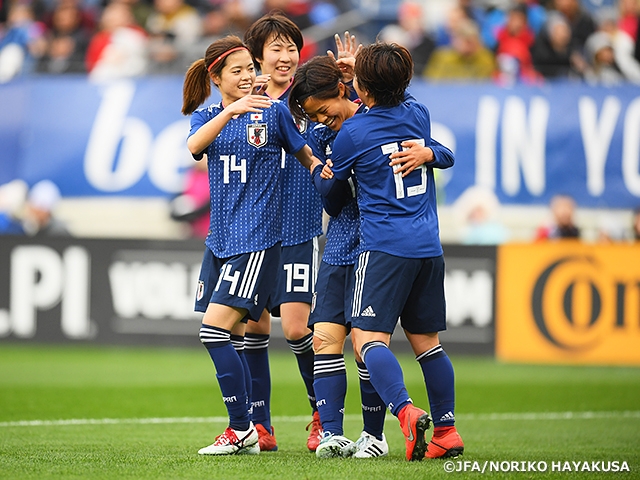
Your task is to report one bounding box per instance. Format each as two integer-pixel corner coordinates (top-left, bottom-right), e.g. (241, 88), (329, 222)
(362, 404), (383, 412)
(440, 411), (455, 422)
(361, 306), (376, 317)
(222, 395), (237, 403)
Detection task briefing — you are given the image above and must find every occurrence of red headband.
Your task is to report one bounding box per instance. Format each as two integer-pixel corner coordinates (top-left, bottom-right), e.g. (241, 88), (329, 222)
(207, 46), (249, 73)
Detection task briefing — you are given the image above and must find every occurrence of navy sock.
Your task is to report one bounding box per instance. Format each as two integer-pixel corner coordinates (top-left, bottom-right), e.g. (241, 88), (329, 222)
(361, 341), (411, 417)
(245, 333), (271, 430)
(417, 344), (456, 427)
(230, 334), (252, 411)
(356, 361), (386, 440)
(199, 324), (250, 431)
(314, 354), (347, 435)
(287, 332), (316, 411)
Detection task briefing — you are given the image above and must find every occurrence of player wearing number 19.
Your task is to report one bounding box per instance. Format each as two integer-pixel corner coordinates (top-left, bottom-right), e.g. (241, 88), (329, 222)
(181, 35), (321, 456)
(327, 42), (464, 461)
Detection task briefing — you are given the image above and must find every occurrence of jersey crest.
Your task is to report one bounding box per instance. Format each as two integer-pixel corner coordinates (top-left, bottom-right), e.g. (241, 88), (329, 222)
(296, 118), (308, 134)
(247, 123), (267, 148)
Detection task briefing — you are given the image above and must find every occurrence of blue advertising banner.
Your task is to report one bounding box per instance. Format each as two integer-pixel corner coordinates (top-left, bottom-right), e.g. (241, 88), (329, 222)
(1, 76), (639, 208)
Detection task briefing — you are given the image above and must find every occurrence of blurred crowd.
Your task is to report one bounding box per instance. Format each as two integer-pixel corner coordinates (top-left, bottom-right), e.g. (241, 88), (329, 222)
(0, 0), (639, 84)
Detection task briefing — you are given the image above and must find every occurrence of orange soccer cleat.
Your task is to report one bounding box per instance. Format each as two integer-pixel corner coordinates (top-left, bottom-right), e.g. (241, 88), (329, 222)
(305, 411), (323, 452)
(398, 404), (431, 461)
(255, 423), (278, 452)
(425, 426), (464, 459)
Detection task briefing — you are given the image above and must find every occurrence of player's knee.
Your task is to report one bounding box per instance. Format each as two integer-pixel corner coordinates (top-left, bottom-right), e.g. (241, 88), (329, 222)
(282, 323), (311, 341)
(313, 329), (346, 354)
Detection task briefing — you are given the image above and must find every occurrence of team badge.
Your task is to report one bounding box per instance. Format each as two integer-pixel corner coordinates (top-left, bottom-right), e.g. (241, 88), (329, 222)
(296, 118), (308, 134)
(247, 123), (267, 148)
(196, 280), (205, 301)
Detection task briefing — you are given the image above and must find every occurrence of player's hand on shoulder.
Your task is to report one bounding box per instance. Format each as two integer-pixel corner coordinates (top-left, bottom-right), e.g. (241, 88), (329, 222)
(389, 141), (434, 177)
(228, 94), (273, 116)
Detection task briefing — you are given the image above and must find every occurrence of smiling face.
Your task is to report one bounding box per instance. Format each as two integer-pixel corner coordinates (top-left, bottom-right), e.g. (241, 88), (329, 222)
(258, 33), (299, 94)
(212, 49), (256, 105)
(301, 85), (358, 131)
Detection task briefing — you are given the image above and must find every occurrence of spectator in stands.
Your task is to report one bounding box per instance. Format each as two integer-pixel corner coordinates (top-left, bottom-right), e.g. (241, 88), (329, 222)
(434, 2), (476, 47)
(15, 180), (70, 236)
(36, 2), (90, 74)
(531, 11), (581, 80)
(535, 194), (581, 240)
(378, 0), (436, 76)
(633, 207), (640, 241)
(145, 0), (202, 73)
(454, 185), (510, 245)
(619, 0), (639, 42)
(0, 179), (28, 235)
(118, 0), (154, 30)
(86, 1), (148, 81)
(591, 6), (640, 84)
(424, 18), (496, 82)
(0, 3), (45, 82)
(583, 30), (625, 85)
(42, 0), (98, 35)
(596, 216), (627, 243)
(169, 157), (210, 238)
(494, 3), (541, 84)
(553, 0), (596, 74)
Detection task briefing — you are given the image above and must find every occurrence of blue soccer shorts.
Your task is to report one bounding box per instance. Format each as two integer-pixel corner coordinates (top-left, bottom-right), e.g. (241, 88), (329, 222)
(308, 260), (354, 331)
(270, 236), (320, 315)
(194, 243), (281, 322)
(350, 251), (446, 334)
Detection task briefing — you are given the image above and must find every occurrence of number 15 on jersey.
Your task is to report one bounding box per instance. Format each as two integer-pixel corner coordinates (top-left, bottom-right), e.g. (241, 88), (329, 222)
(381, 139), (427, 199)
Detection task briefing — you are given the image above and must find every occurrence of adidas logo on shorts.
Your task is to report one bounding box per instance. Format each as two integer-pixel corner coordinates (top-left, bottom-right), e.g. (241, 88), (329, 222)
(360, 306), (376, 317)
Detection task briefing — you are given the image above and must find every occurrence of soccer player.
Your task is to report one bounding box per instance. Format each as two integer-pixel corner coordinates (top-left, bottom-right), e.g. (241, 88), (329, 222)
(181, 35), (321, 456)
(242, 13), (324, 452)
(325, 42), (464, 461)
(289, 52), (453, 459)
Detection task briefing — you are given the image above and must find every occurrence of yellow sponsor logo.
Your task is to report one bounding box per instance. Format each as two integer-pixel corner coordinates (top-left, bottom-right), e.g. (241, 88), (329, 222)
(496, 243), (640, 365)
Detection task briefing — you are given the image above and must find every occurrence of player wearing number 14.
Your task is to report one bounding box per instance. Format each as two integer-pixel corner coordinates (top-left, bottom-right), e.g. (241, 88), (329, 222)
(181, 35), (320, 456)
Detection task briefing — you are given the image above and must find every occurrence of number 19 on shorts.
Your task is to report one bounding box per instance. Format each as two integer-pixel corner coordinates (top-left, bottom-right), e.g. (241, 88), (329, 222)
(283, 263), (310, 293)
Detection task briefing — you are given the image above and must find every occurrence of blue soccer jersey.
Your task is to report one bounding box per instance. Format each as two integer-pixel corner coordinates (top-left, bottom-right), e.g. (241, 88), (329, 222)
(331, 100), (454, 258)
(272, 87), (323, 247)
(308, 121), (362, 266)
(188, 100), (307, 258)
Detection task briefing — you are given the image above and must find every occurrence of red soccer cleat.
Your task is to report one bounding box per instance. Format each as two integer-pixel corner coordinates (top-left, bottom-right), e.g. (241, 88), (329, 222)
(305, 411), (323, 452)
(425, 426), (464, 459)
(255, 423), (278, 452)
(398, 404), (431, 461)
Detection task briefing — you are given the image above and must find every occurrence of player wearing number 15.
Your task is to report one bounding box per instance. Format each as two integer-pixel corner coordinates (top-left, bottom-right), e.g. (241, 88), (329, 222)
(181, 35), (321, 456)
(328, 42), (463, 461)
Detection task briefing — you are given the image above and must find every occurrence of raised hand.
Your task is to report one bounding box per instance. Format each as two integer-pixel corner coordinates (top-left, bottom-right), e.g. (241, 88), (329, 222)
(327, 31), (362, 82)
(253, 74), (271, 95)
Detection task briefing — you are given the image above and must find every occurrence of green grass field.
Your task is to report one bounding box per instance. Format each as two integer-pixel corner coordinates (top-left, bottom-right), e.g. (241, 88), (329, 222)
(1, 345), (639, 479)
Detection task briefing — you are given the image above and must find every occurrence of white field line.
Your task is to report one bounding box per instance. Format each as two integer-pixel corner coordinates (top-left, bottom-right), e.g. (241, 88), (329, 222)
(1, 411), (639, 428)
